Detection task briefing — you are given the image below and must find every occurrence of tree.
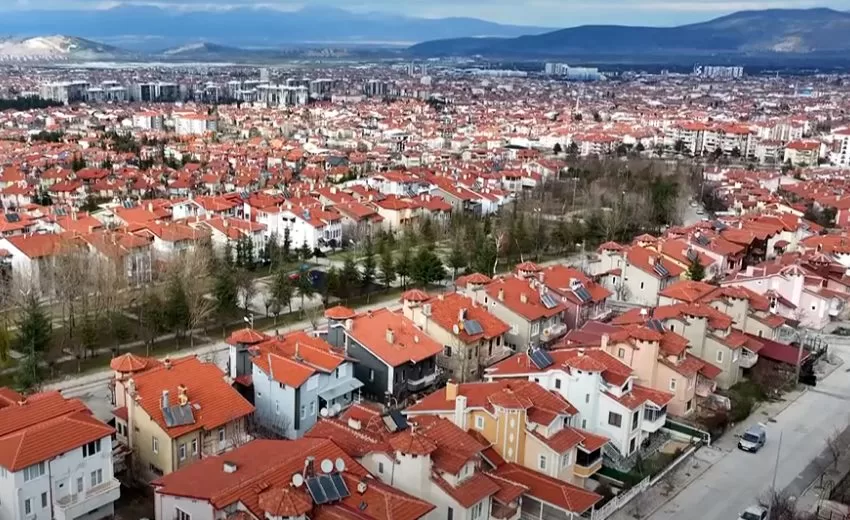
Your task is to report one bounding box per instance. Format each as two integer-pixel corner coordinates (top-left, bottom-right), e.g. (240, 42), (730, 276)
(379, 247), (396, 290)
(234, 270), (257, 317)
(687, 258), (707, 282)
(282, 229), (292, 261)
(71, 154), (86, 172)
(16, 293), (51, 354)
(340, 255), (361, 299)
(471, 231), (498, 277)
(213, 267), (239, 326)
(299, 242), (312, 261)
(395, 240), (413, 289)
(270, 268), (294, 318)
(15, 341), (43, 392)
(412, 247), (447, 287)
(163, 272), (190, 343)
(567, 142), (579, 157)
(553, 142), (563, 155)
(294, 272), (316, 315)
(673, 139), (686, 154)
(419, 218), (436, 247)
(447, 236), (467, 280)
(360, 236), (377, 290)
(325, 266), (342, 301)
(138, 289), (165, 356)
(0, 324), (10, 364)
(264, 232), (281, 271)
(731, 146), (742, 159)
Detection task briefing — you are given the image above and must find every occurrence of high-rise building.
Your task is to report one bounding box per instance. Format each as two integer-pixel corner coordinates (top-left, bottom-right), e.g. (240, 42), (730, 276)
(259, 67), (270, 83)
(693, 65), (744, 79)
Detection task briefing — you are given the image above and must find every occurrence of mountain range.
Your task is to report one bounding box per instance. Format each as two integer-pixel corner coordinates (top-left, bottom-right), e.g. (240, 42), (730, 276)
(409, 8), (850, 59)
(0, 5), (551, 50)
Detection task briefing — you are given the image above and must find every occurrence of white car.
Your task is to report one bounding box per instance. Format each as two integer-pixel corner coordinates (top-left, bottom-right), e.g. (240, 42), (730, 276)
(738, 505), (767, 520)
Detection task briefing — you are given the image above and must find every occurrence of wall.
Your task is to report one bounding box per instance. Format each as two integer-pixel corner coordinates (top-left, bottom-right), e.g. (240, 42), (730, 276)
(132, 404), (174, 479)
(0, 465), (16, 520)
(154, 492), (215, 520)
(346, 337), (392, 400)
(623, 267), (661, 307)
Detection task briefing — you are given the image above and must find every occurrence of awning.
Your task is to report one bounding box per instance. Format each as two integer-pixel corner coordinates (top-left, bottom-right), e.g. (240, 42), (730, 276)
(319, 379), (363, 402)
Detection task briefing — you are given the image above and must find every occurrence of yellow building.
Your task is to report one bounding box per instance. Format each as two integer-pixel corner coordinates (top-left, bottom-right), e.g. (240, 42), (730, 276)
(405, 380), (606, 488)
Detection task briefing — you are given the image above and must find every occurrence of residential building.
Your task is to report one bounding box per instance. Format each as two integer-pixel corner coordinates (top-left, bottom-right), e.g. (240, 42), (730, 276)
(537, 264), (613, 328)
(0, 388), (120, 520)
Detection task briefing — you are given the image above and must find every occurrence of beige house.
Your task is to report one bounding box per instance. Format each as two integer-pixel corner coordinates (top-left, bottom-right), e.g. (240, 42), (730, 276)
(113, 356), (254, 481)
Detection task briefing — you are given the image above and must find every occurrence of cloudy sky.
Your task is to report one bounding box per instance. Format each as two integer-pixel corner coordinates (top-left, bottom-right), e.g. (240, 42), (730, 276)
(6, 0), (850, 26)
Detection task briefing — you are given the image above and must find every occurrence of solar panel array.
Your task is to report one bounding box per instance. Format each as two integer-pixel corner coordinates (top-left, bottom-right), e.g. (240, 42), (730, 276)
(541, 292), (560, 309)
(713, 220), (727, 231)
(306, 474), (350, 505)
(686, 249), (698, 262)
(463, 319), (484, 335)
(5, 213), (20, 223)
(573, 284), (592, 303)
(695, 234), (710, 246)
(162, 404), (195, 427)
(653, 262), (670, 277)
(529, 348), (554, 370)
(54, 207), (67, 217)
(121, 200), (135, 209)
(646, 319), (665, 332)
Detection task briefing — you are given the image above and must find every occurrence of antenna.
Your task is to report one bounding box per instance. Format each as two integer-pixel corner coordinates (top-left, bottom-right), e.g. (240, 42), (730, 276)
(335, 458), (346, 472)
(292, 473), (304, 488)
(320, 459), (334, 474)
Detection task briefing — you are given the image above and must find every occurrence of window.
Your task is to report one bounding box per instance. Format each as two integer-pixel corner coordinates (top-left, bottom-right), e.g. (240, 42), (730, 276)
(83, 439), (102, 457)
(475, 416), (485, 430)
(617, 347), (625, 359)
(90, 469), (103, 487)
(581, 419), (587, 429)
(757, 330), (764, 338)
(300, 405), (306, 419)
(554, 379), (561, 389)
(218, 428), (226, 443)
(669, 378), (677, 391)
(732, 350), (740, 362)
(41, 492), (47, 508)
(629, 437), (637, 454)
(471, 501), (484, 520)
(640, 282), (645, 290)
(191, 439), (198, 455)
(175, 508), (192, 520)
(686, 399), (693, 412)
(77, 477), (84, 493)
(561, 452), (571, 467)
(23, 462), (45, 482)
(585, 394), (590, 403)
(632, 411), (639, 430)
(378, 462), (384, 474)
(179, 443), (186, 461)
(443, 346), (453, 357)
(608, 412), (622, 428)
(24, 498), (32, 516)
(152, 436), (159, 454)
(275, 401), (280, 415)
(369, 369), (375, 382)
(716, 350), (724, 363)
(538, 454), (547, 470)
(310, 401), (316, 416)
(669, 324), (675, 332)
(447, 507), (454, 520)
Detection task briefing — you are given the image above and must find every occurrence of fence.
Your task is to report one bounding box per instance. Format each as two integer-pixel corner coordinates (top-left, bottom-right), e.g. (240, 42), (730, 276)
(663, 419), (712, 445)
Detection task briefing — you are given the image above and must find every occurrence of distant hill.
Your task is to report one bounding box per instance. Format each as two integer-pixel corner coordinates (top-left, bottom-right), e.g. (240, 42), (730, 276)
(0, 5), (552, 50)
(0, 35), (129, 62)
(408, 8), (850, 58)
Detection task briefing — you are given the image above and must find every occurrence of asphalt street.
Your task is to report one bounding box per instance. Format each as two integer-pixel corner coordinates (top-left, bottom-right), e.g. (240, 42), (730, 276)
(647, 344), (850, 520)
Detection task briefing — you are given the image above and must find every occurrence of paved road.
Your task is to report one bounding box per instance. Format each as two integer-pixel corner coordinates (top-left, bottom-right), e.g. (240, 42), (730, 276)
(647, 345), (850, 520)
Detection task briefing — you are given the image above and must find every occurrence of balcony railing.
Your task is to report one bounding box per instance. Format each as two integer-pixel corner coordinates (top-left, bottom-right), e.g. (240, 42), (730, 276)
(540, 323), (568, 343)
(54, 477), (120, 520)
(738, 350), (758, 369)
(481, 346), (514, 367)
(407, 371), (439, 392)
(642, 406), (667, 433)
(574, 457), (603, 478)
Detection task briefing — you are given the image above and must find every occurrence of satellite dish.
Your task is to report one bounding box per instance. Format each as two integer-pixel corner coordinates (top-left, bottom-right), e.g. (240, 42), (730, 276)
(320, 407), (329, 417)
(335, 457), (346, 472)
(292, 473), (304, 488)
(321, 459), (334, 474)
(332, 403), (342, 415)
(452, 324), (460, 334)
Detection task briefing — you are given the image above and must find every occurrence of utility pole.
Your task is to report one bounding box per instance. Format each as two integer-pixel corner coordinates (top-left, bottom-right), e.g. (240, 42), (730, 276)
(767, 430), (783, 520)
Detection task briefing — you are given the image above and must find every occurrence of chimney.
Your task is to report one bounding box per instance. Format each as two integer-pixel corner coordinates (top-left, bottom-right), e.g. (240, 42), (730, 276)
(538, 272), (545, 283)
(303, 456), (316, 478)
(178, 385), (188, 406)
(385, 328), (395, 344)
(357, 480), (368, 494)
(348, 418), (362, 430)
(498, 288), (505, 301)
(127, 378), (136, 396)
(223, 461), (238, 474)
(161, 390), (169, 410)
(445, 380), (459, 401)
(458, 308), (466, 322)
(164, 357), (172, 369)
(648, 256), (656, 266)
(578, 348), (585, 357)
(520, 292), (528, 304)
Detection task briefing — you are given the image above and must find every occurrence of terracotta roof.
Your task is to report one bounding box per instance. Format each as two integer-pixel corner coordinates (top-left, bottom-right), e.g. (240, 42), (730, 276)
(347, 309), (442, 367)
(426, 292), (510, 343)
(492, 463), (601, 514)
(227, 327), (269, 345)
(484, 276), (567, 321)
(325, 305), (356, 320)
(401, 289), (430, 303)
(110, 352), (159, 373)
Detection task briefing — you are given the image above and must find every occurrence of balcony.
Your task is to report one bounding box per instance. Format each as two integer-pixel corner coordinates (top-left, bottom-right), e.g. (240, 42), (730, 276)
(695, 378), (716, 398)
(54, 478), (121, 520)
(540, 323), (568, 343)
(407, 371), (440, 393)
(738, 349), (758, 369)
(574, 448), (603, 478)
(481, 346), (514, 367)
(642, 405), (667, 434)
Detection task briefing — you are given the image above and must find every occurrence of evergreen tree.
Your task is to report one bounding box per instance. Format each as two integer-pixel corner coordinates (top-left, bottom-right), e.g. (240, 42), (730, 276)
(243, 236), (255, 269)
(295, 272), (316, 314)
(0, 324), (10, 364)
(412, 247), (447, 287)
(687, 258), (707, 282)
(419, 218), (436, 247)
(340, 255), (361, 299)
(16, 293), (51, 353)
(360, 236), (377, 290)
(71, 154), (86, 172)
(395, 240), (413, 289)
(325, 266), (342, 300)
(223, 241), (234, 267)
(282, 229), (292, 261)
(471, 231), (497, 277)
(213, 267), (239, 320)
(299, 242), (312, 261)
(448, 236), (467, 280)
(553, 143), (563, 155)
(15, 341), (43, 392)
(265, 232), (281, 269)
(234, 238), (245, 268)
(270, 268), (294, 315)
(379, 247), (396, 290)
(163, 274), (190, 340)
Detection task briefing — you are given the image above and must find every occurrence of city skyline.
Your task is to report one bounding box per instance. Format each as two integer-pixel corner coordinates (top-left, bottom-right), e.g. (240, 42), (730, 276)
(4, 0), (850, 28)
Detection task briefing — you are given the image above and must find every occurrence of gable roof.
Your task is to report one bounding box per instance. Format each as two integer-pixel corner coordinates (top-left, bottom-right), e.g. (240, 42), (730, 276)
(347, 309), (442, 367)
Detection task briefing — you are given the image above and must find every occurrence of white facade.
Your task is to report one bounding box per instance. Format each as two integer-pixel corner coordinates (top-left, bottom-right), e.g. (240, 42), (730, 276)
(0, 436), (119, 520)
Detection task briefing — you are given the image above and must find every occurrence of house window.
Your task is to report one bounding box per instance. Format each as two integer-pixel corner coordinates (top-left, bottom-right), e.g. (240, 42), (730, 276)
(24, 498), (32, 516)
(733, 350), (740, 362)
(716, 350), (724, 363)
(191, 439), (198, 455)
(581, 419), (587, 429)
(175, 508), (192, 520)
(41, 492), (47, 508)
(632, 410), (639, 430)
(757, 330), (763, 338)
(152, 436), (159, 454)
(629, 437), (637, 454)
(561, 452), (571, 467)
(218, 428), (225, 443)
(471, 501), (484, 520)
(369, 369), (375, 382)
(538, 454), (547, 470)
(179, 443), (186, 461)
(275, 401), (280, 415)
(448, 507), (454, 520)
(310, 401), (317, 416)
(585, 394), (590, 403)
(669, 378), (677, 391)
(640, 282), (645, 290)
(608, 412), (622, 428)
(378, 462), (384, 474)
(301, 405), (306, 419)
(23, 462), (45, 482)
(617, 347), (625, 358)
(554, 379), (561, 389)
(475, 416), (485, 430)
(76, 477), (83, 493)
(531, 322), (540, 335)
(686, 399), (693, 412)
(90, 469), (103, 487)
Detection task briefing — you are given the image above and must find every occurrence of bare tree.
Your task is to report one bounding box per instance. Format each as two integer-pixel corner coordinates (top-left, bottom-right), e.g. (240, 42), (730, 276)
(825, 428), (845, 470)
(168, 243), (216, 348)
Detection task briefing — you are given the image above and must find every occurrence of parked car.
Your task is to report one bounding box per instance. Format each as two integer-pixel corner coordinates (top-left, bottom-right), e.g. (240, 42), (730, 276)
(737, 505), (767, 520)
(738, 424), (766, 453)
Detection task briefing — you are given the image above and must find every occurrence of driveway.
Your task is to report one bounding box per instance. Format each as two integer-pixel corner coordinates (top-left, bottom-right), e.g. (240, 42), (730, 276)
(646, 345), (850, 520)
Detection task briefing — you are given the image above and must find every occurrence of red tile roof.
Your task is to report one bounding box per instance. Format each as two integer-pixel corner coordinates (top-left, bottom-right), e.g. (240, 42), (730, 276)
(347, 309), (442, 367)
(492, 463), (601, 514)
(426, 292), (510, 343)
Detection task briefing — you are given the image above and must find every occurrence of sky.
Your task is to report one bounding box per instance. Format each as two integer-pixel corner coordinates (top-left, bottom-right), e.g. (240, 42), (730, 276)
(5, 0), (850, 27)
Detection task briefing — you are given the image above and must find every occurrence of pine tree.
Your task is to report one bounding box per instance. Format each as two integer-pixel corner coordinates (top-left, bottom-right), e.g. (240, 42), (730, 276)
(163, 274), (190, 341)
(448, 236), (467, 280)
(395, 240), (413, 289)
(213, 267), (239, 320)
(15, 341), (43, 392)
(16, 293), (51, 353)
(412, 247), (447, 287)
(0, 324), (10, 364)
(687, 258), (707, 282)
(282, 229), (292, 261)
(295, 272), (316, 314)
(299, 242), (312, 261)
(341, 255), (361, 299)
(243, 236), (255, 269)
(270, 268), (294, 316)
(379, 247), (396, 290)
(360, 236), (377, 290)
(325, 266), (342, 299)
(471, 232), (497, 277)
(265, 232), (280, 269)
